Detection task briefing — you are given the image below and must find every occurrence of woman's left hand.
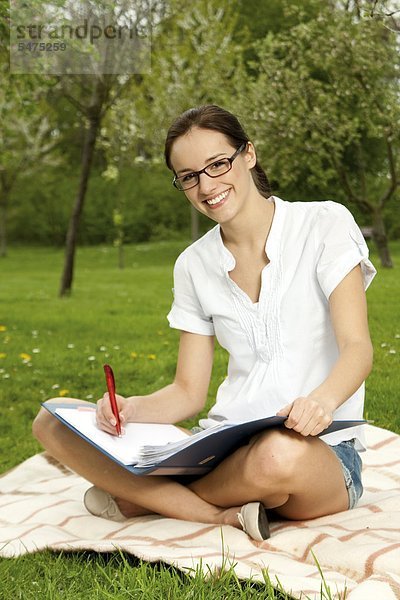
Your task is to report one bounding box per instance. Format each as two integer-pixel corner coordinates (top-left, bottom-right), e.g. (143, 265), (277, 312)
(276, 397), (333, 436)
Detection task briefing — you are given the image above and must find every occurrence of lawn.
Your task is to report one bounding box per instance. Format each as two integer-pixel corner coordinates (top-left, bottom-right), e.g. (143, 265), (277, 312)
(0, 240), (399, 599)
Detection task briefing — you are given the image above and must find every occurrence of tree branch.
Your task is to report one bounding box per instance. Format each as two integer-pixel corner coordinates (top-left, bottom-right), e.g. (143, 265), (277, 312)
(62, 89), (87, 116)
(332, 157), (374, 213)
(378, 134), (399, 208)
(100, 77), (133, 117)
(354, 0), (362, 18)
(332, 157), (358, 202)
(370, 0), (379, 18)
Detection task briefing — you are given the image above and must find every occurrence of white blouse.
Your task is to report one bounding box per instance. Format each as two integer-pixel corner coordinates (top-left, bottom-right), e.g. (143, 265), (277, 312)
(167, 197), (376, 448)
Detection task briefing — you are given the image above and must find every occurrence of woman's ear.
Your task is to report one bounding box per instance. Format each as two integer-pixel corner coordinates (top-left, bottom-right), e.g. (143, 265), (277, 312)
(245, 141), (257, 169)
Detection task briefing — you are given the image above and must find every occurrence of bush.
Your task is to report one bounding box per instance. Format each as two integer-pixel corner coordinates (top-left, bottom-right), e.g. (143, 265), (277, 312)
(8, 163), (195, 245)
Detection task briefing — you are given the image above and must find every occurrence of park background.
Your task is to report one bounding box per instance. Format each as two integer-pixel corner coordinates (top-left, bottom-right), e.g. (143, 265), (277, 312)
(1, 1), (399, 598)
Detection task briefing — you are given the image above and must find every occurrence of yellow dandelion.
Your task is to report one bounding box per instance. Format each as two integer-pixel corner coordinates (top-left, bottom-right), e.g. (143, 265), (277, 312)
(59, 389), (70, 397)
(147, 354), (156, 360)
(0, 352), (6, 359)
(19, 353), (32, 361)
(0, 325), (6, 332)
(130, 352), (138, 359)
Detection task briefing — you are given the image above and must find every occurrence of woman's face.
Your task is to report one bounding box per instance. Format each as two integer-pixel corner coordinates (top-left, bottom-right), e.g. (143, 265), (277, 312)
(169, 127), (257, 225)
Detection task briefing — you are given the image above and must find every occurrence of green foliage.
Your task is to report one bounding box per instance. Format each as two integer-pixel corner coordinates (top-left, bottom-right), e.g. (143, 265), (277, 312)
(235, 0), (328, 69)
(242, 9), (399, 198)
(94, 0), (244, 169)
(0, 68), (62, 257)
(237, 0), (329, 38)
(230, 3), (400, 263)
(2, 0), (400, 251)
(8, 164), (74, 245)
(0, 73), (59, 176)
(8, 164), (201, 245)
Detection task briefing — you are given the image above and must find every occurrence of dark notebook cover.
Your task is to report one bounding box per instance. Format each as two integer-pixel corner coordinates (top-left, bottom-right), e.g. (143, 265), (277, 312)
(42, 401), (365, 476)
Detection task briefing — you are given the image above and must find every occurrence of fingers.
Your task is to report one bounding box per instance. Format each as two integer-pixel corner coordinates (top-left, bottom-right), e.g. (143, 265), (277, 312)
(281, 397), (333, 437)
(96, 393), (126, 436)
(276, 403), (293, 417)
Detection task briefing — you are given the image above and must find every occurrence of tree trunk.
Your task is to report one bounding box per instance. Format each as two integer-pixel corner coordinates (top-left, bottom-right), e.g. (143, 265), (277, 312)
(372, 208), (393, 268)
(59, 116), (100, 296)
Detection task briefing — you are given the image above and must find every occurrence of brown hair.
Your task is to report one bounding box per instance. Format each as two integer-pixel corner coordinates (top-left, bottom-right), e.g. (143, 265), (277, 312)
(164, 105), (271, 199)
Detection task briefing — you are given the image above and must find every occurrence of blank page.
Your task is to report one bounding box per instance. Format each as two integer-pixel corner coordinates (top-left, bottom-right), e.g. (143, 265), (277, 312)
(55, 407), (189, 465)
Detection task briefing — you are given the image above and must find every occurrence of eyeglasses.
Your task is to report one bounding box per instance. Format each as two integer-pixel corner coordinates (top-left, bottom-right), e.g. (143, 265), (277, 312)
(173, 142), (247, 191)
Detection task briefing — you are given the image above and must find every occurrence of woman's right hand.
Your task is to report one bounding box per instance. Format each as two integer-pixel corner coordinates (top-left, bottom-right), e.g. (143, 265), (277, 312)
(96, 393), (135, 435)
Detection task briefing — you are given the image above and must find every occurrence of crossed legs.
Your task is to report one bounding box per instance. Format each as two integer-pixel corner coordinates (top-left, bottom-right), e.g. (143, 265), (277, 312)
(32, 398), (349, 528)
(188, 428), (349, 520)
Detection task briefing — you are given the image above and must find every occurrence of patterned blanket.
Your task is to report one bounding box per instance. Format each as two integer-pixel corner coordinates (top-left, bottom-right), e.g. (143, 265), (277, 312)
(0, 424), (399, 599)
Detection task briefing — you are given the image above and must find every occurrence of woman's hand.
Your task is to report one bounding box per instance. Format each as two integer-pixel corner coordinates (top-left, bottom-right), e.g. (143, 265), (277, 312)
(276, 397), (333, 437)
(96, 393), (135, 435)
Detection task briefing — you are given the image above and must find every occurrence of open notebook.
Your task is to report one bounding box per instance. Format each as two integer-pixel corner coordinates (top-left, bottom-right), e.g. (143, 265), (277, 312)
(42, 401), (366, 476)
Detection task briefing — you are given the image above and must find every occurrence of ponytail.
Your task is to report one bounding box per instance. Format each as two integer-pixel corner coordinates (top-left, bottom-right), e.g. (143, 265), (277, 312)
(251, 162), (272, 199)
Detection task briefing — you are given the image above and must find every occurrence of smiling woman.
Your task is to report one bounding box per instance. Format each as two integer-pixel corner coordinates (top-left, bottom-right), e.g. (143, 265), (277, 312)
(165, 105), (271, 201)
(33, 104), (376, 542)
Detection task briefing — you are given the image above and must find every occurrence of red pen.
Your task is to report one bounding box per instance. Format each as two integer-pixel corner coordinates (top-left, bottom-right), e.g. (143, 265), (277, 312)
(103, 364), (122, 437)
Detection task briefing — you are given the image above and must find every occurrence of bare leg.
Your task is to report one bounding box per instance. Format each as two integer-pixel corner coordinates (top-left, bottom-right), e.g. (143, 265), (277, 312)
(33, 399), (241, 527)
(34, 399), (348, 526)
(188, 429), (349, 519)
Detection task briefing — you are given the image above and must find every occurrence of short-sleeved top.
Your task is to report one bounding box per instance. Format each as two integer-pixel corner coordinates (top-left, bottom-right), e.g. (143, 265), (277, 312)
(167, 197), (376, 448)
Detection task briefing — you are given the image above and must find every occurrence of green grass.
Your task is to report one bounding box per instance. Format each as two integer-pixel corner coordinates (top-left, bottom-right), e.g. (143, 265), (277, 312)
(0, 550), (293, 599)
(363, 244), (400, 430)
(0, 240), (399, 599)
(0, 242), (231, 471)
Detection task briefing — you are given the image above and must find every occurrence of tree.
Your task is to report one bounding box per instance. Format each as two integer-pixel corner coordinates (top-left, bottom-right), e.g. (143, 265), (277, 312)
(94, 0), (243, 244)
(51, 0), (154, 295)
(57, 73), (117, 294)
(133, 0), (243, 241)
(243, 7), (399, 266)
(0, 4), (59, 257)
(0, 71), (59, 257)
(340, 0), (400, 31)
(4, 0), (152, 290)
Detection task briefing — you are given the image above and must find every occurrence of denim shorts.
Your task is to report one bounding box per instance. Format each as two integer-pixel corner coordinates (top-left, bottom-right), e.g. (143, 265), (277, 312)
(329, 439), (363, 509)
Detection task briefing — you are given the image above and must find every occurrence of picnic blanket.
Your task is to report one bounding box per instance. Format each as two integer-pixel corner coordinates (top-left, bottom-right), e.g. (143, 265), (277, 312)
(0, 424), (399, 600)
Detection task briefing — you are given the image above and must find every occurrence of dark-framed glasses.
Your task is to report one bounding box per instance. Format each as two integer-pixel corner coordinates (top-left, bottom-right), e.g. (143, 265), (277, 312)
(173, 142), (247, 191)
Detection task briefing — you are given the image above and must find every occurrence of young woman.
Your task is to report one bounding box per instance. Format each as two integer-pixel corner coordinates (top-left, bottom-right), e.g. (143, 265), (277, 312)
(33, 105), (376, 541)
